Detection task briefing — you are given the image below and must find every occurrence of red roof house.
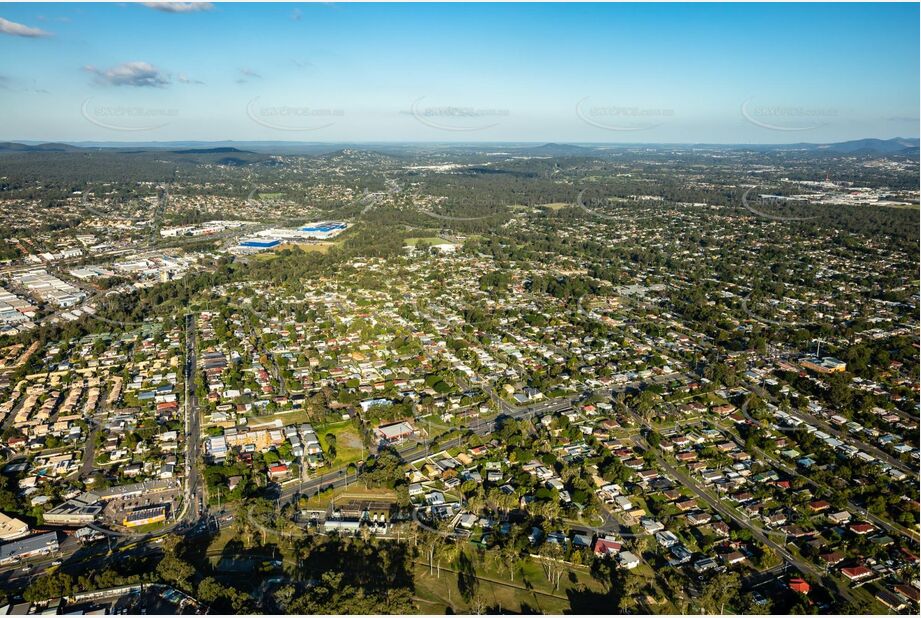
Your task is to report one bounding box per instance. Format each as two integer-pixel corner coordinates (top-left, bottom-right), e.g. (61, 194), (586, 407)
(267, 464), (289, 480)
(789, 578), (811, 594)
(841, 565), (873, 581)
(849, 522), (875, 535)
(593, 538), (622, 557)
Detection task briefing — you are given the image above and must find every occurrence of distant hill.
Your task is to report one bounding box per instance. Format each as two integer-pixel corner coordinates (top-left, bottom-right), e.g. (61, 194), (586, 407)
(742, 137), (919, 156)
(172, 147), (252, 155)
(815, 137), (919, 156)
(1, 138), (917, 157)
(0, 142), (87, 153)
(8, 140), (350, 156)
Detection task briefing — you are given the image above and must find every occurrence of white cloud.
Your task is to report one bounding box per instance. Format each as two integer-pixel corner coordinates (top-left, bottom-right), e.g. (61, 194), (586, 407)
(142, 2), (213, 13)
(0, 17), (52, 37)
(178, 73), (205, 85)
(84, 61), (171, 88)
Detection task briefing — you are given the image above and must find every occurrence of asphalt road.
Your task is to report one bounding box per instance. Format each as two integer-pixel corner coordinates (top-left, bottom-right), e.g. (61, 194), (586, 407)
(79, 420), (99, 478)
(78, 314), (204, 542)
(183, 312), (203, 524)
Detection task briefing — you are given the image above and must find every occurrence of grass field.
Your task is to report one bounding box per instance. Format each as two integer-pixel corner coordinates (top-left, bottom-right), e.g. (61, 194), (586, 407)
(199, 523), (676, 614)
(414, 567), (572, 614)
(411, 551), (614, 614)
(404, 236), (449, 246)
(252, 251), (279, 262)
(288, 242), (336, 253)
(302, 483), (396, 510)
(206, 526), (239, 556)
(316, 419), (365, 466)
(252, 242), (337, 261)
(245, 414), (365, 465)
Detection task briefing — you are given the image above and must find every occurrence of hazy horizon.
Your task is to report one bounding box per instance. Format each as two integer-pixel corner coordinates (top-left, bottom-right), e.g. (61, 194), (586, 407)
(6, 137), (921, 147)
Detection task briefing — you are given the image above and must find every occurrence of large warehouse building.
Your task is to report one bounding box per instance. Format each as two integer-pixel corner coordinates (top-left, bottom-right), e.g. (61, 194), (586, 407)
(236, 221), (348, 253)
(240, 238), (282, 249)
(297, 221), (348, 239)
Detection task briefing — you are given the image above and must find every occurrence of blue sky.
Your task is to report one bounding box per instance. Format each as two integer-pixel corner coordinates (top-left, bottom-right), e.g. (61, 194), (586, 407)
(0, 2), (918, 143)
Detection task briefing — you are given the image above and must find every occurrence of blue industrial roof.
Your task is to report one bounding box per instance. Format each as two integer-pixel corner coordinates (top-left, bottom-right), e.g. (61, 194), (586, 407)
(241, 239), (281, 248)
(299, 222), (346, 233)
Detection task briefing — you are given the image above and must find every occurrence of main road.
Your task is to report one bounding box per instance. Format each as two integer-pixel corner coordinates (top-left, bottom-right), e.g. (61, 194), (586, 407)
(82, 313), (204, 541)
(182, 312), (204, 524)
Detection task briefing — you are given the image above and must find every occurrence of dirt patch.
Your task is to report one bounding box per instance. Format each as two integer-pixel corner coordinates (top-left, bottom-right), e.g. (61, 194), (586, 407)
(339, 431), (363, 450)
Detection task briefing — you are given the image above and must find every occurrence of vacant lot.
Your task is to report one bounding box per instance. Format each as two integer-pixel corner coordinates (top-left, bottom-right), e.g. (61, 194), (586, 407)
(404, 236), (449, 247)
(253, 242), (337, 261)
(316, 419), (365, 466)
